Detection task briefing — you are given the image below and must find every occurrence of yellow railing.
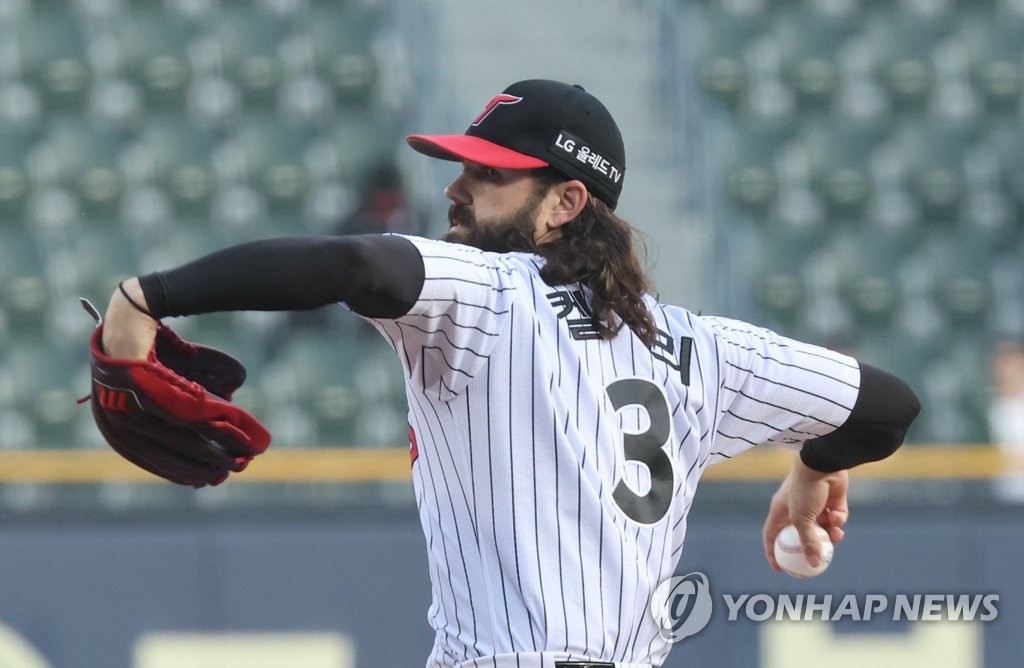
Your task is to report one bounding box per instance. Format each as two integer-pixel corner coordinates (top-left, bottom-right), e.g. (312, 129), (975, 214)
(0, 444), (1017, 484)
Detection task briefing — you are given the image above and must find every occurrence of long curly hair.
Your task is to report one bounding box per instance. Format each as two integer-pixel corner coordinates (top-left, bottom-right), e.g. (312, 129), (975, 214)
(533, 169), (658, 348)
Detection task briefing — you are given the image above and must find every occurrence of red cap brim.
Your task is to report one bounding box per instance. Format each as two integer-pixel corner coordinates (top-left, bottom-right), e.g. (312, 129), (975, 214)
(406, 134), (549, 170)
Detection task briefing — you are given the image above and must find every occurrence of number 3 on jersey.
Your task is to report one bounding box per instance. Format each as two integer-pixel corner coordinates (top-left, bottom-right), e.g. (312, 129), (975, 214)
(607, 378), (675, 525)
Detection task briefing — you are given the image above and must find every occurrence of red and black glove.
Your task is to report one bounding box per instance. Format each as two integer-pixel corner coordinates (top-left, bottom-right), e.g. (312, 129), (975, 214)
(88, 322), (271, 488)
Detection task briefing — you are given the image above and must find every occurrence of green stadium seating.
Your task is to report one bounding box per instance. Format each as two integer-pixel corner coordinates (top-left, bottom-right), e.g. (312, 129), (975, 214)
(899, 119), (977, 223)
(692, 0), (1024, 444)
(725, 119), (788, 216)
(802, 121), (884, 222)
(864, 7), (947, 113)
(0, 127), (37, 221)
(775, 0), (864, 112)
(309, 5), (381, 108)
(0, 228), (48, 334)
(0, 0), (413, 469)
(113, 6), (194, 111)
(694, 1), (765, 111)
(959, 10), (1024, 114)
(830, 231), (904, 326)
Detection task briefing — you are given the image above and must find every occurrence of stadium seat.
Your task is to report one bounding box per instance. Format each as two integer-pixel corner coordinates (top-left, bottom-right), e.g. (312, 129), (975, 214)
(754, 268), (806, 328)
(727, 163), (776, 217)
(123, 116), (220, 220)
(725, 119), (788, 216)
(697, 52), (747, 110)
(0, 227), (49, 331)
(0, 409), (37, 451)
(920, 230), (994, 327)
(0, 126), (35, 221)
(958, 11), (1024, 114)
(258, 332), (355, 446)
(204, 118), (312, 234)
(775, 0), (864, 112)
(834, 36), (892, 129)
(231, 117), (312, 220)
(26, 117), (125, 209)
(77, 165), (125, 220)
(801, 121), (886, 221)
(742, 33), (799, 128)
(113, 5), (194, 110)
(309, 4), (382, 108)
(693, 0), (767, 111)
(0, 165), (30, 221)
(88, 77), (145, 131)
(830, 231), (904, 326)
(168, 163), (217, 220)
(959, 139), (1015, 247)
(774, 183), (826, 238)
(895, 119), (978, 223)
(317, 109), (404, 185)
(923, 332), (993, 443)
(119, 184), (173, 240)
(864, 7), (949, 113)
(278, 72), (335, 129)
(752, 228), (821, 327)
(19, 8), (91, 112)
(988, 122), (1024, 215)
(0, 79), (44, 134)
(842, 271), (901, 326)
(259, 329), (406, 447)
(204, 7), (285, 110)
(66, 225), (142, 300)
(40, 56), (92, 114)
(1, 275), (50, 336)
(864, 183), (920, 251)
(185, 73), (242, 128)
(7, 338), (83, 448)
(32, 385), (82, 449)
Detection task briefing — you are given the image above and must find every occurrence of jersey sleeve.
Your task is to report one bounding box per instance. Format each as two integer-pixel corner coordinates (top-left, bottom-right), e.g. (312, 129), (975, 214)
(362, 236), (516, 401)
(703, 316), (861, 462)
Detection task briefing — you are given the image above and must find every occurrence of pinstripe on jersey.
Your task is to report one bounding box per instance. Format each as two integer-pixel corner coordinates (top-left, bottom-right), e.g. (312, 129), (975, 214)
(365, 236), (860, 667)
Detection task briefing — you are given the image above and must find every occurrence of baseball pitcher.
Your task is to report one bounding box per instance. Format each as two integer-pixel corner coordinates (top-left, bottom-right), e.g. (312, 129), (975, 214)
(89, 80), (920, 667)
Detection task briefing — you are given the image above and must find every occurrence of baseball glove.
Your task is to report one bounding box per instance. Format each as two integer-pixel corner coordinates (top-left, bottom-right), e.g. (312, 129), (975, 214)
(87, 312), (271, 488)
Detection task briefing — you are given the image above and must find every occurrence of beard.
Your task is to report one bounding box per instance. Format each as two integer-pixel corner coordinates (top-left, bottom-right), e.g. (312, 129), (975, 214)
(443, 191), (546, 252)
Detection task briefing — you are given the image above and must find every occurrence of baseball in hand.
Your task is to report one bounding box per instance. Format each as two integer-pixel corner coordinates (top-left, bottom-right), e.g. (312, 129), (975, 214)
(773, 524), (834, 578)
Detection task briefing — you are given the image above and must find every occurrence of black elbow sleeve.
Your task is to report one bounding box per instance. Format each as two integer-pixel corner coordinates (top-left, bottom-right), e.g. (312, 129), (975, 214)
(800, 363), (921, 473)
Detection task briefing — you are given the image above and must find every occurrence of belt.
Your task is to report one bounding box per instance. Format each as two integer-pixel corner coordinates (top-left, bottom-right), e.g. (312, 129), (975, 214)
(555, 662), (652, 668)
(459, 657), (653, 668)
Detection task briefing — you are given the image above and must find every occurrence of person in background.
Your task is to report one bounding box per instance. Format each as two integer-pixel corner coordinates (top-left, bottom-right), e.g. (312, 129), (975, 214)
(288, 161), (428, 335)
(335, 162), (428, 237)
(989, 339), (1024, 502)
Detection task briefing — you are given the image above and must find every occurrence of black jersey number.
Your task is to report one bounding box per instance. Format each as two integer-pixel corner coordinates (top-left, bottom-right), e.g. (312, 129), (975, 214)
(607, 378), (674, 525)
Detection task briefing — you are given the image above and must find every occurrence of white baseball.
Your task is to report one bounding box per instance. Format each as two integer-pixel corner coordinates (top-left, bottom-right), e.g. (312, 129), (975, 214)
(773, 524), (834, 578)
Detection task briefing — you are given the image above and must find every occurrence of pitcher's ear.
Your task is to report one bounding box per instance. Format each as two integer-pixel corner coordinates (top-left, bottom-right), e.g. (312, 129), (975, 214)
(548, 179), (588, 229)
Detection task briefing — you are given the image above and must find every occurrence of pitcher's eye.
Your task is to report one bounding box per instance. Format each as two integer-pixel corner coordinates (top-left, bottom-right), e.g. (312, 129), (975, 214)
(465, 163), (503, 182)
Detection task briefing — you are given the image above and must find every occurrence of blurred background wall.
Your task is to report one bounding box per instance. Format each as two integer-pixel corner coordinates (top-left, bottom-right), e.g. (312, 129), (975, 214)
(0, 0), (1022, 665)
(1, 505), (1022, 667)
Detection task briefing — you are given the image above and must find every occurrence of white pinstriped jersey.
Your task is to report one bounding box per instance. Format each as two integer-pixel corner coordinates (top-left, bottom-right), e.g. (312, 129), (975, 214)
(364, 236), (861, 667)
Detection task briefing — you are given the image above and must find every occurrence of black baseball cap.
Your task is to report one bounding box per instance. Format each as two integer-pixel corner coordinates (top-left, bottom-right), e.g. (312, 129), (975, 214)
(407, 79), (626, 209)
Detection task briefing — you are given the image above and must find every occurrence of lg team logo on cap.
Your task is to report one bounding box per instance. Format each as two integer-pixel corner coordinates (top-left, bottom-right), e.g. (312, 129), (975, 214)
(551, 130), (624, 186)
(651, 572), (713, 643)
(471, 94), (523, 126)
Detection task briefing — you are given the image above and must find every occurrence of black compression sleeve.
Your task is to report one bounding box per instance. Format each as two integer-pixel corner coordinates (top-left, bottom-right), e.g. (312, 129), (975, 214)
(799, 363), (921, 473)
(137, 235), (425, 320)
